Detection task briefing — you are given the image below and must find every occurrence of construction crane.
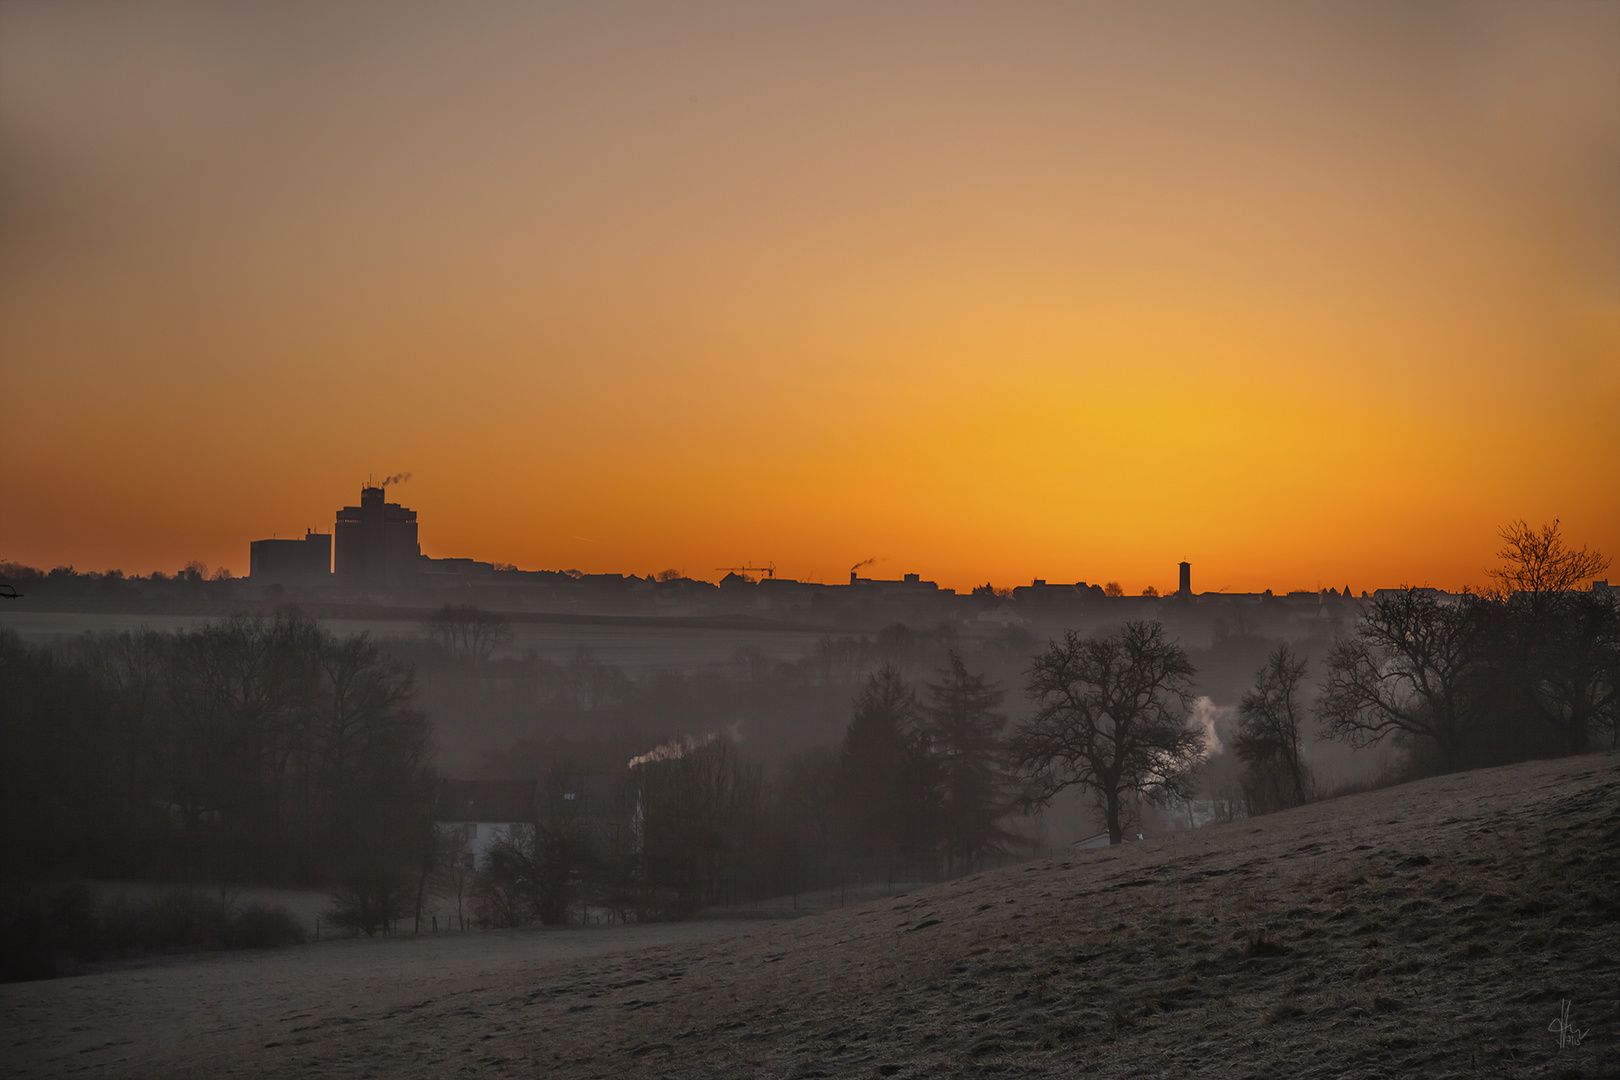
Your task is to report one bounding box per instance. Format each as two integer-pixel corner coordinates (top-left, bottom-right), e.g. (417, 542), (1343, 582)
(713, 563), (776, 581)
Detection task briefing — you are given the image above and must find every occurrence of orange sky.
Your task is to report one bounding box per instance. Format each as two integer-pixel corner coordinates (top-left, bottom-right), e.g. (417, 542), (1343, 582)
(2, 1), (1616, 594)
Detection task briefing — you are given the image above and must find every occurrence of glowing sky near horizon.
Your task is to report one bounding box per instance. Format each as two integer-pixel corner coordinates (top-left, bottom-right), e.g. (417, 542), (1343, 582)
(2, 1), (1616, 593)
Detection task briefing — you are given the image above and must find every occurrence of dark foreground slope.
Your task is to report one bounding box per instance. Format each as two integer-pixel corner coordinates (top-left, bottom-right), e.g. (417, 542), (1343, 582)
(6, 754), (1618, 1079)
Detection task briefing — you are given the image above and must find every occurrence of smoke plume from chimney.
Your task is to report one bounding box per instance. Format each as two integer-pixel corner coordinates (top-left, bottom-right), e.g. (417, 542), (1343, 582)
(627, 732), (720, 769)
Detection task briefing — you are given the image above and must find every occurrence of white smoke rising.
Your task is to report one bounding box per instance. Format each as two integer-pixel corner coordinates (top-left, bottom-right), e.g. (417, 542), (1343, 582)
(1189, 696), (1231, 756)
(627, 732), (719, 770)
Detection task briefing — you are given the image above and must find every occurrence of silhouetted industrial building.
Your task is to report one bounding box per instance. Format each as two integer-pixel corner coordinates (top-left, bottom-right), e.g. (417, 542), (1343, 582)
(849, 570), (940, 591)
(335, 485), (421, 587)
(249, 530), (331, 583)
(1012, 579), (1105, 605)
(1179, 561), (1191, 599)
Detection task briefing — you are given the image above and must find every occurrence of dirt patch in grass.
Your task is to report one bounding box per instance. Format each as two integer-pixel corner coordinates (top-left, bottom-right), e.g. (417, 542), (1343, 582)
(4, 753), (1617, 1078)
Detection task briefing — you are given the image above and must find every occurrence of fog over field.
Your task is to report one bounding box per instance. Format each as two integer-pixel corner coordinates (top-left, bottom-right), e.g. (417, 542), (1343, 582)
(0, 601), (1384, 788)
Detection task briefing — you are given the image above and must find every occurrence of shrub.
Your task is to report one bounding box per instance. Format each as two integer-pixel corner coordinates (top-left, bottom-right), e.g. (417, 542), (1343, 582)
(0, 882), (97, 982)
(327, 872), (415, 937)
(0, 883), (306, 982)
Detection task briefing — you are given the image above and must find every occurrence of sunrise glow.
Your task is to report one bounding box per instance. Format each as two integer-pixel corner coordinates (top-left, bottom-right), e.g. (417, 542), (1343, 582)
(3, 1), (1615, 591)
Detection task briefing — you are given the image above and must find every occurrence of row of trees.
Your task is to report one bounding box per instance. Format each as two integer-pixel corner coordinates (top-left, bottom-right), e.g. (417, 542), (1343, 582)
(452, 654), (1021, 927)
(841, 520), (1616, 865)
(1230, 523), (1617, 812)
(6, 521), (1609, 941)
(468, 743), (768, 926)
(448, 629), (1218, 928)
(0, 613), (436, 909)
(1318, 585), (1617, 765)
(839, 655), (1012, 879)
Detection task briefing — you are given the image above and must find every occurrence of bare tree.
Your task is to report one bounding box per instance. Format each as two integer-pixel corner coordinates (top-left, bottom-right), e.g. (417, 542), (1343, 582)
(424, 605), (512, 665)
(531, 766), (593, 925)
(473, 829), (535, 928)
(91, 629), (170, 840)
(1234, 645), (1311, 810)
(1012, 621), (1204, 845)
(636, 736), (762, 914)
(313, 631), (436, 934)
(311, 634), (419, 814)
(1490, 519), (1609, 604)
(165, 612), (318, 870)
(1317, 588), (1479, 771)
(432, 825), (476, 930)
(1502, 590), (1620, 757)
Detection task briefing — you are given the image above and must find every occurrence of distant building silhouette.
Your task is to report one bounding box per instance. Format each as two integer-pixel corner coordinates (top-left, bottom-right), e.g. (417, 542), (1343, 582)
(335, 485), (421, 588)
(849, 570), (940, 592)
(233, 482), (1426, 618)
(1012, 579), (1104, 605)
(249, 529), (331, 584)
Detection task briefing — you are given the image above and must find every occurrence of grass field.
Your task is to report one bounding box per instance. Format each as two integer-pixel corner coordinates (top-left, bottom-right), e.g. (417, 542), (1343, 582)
(4, 753), (1616, 1078)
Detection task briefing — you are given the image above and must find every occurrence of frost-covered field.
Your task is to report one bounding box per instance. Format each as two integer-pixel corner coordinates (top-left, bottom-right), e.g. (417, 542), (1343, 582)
(6, 754), (1616, 1079)
(1, 921), (755, 1077)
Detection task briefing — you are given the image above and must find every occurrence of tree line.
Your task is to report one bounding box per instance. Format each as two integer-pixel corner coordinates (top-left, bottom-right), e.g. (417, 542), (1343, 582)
(0, 612), (436, 919)
(449, 627), (1220, 927)
(5, 520), (1611, 943)
(1234, 521), (1617, 810)
(453, 652), (1021, 927)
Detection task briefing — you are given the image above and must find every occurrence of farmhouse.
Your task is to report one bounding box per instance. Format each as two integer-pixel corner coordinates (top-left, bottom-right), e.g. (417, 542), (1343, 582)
(434, 780), (536, 870)
(434, 775), (621, 870)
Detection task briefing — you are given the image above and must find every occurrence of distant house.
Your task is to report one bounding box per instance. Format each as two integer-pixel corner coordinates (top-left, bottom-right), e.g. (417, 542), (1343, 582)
(433, 775), (620, 870)
(434, 780), (536, 870)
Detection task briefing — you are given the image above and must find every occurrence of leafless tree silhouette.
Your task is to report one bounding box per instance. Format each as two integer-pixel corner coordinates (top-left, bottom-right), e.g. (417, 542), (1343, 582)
(1317, 588), (1479, 771)
(1013, 621), (1203, 844)
(1234, 645), (1311, 810)
(424, 605), (512, 665)
(1490, 519), (1609, 603)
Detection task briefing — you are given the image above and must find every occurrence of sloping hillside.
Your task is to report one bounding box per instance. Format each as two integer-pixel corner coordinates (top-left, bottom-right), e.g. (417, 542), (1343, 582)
(7, 754), (1617, 1079)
